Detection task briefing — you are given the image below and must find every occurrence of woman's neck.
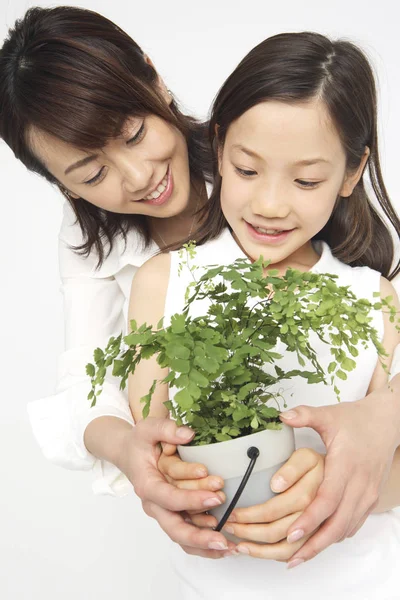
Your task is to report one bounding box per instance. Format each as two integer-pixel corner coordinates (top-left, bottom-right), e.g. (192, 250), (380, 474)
(149, 178), (208, 249)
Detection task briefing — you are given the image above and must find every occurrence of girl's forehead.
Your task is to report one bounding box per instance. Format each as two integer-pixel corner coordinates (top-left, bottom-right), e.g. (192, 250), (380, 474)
(226, 99), (344, 163)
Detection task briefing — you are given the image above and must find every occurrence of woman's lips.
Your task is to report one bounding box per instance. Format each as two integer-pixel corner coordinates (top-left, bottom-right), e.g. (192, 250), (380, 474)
(245, 221), (295, 243)
(141, 167), (173, 206)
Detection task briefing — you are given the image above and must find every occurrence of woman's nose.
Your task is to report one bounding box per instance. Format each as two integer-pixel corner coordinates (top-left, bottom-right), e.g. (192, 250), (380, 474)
(120, 158), (154, 196)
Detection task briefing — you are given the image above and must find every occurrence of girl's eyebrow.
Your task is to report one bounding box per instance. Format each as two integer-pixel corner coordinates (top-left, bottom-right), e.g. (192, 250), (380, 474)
(294, 158), (331, 166)
(65, 154), (98, 175)
(231, 145), (331, 167)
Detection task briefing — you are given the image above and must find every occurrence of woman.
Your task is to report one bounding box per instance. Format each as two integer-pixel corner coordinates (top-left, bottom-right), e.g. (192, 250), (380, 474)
(1, 6), (399, 564)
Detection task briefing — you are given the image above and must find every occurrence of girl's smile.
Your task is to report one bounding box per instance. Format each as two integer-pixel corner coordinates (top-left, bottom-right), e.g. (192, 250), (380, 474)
(219, 99), (366, 272)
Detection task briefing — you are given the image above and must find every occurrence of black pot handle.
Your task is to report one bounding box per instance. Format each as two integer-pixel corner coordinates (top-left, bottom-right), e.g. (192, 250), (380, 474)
(214, 446), (260, 532)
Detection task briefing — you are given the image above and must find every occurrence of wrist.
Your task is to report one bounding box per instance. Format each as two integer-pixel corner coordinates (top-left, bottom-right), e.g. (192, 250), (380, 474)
(84, 416), (134, 469)
(362, 375), (400, 448)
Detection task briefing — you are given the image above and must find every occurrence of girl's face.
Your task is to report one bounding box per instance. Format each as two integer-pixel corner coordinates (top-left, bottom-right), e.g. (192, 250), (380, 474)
(29, 114), (192, 219)
(219, 99), (367, 272)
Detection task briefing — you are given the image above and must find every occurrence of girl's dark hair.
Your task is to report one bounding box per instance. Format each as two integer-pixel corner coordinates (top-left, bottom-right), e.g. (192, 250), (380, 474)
(197, 32), (400, 280)
(0, 6), (211, 266)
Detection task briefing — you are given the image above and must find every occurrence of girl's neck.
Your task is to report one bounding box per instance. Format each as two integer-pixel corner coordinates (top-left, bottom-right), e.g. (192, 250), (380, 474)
(149, 178), (207, 249)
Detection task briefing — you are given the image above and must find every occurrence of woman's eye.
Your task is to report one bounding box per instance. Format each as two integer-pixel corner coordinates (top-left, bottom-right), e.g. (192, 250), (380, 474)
(127, 121), (145, 145)
(84, 166), (106, 186)
(296, 179), (320, 188)
(235, 167), (257, 177)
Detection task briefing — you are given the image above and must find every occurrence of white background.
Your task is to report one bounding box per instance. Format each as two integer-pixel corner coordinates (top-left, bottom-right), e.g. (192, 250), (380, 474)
(0, 0), (399, 598)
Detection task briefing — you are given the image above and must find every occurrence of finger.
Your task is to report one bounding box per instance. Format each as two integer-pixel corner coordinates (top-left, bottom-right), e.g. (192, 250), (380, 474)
(287, 483), (358, 562)
(176, 476), (224, 492)
(137, 417), (195, 447)
(224, 512), (302, 544)
(284, 452), (346, 538)
(279, 405), (334, 437)
(189, 513), (219, 529)
(158, 452), (209, 480)
(347, 513), (369, 539)
(161, 443), (177, 456)
(236, 532), (313, 561)
(141, 473), (226, 512)
(149, 503), (231, 552)
(231, 469), (321, 524)
(270, 448), (323, 493)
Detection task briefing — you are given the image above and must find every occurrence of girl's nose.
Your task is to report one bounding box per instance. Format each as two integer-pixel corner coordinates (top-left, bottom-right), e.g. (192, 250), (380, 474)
(251, 185), (291, 219)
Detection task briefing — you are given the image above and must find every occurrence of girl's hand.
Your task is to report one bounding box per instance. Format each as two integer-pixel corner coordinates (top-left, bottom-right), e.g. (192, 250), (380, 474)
(158, 443), (225, 492)
(223, 448), (324, 564)
(158, 443), (225, 526)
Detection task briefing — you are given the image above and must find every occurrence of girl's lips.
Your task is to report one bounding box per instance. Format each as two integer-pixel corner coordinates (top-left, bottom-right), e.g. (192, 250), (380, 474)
(141, 167), (173, 206)
(245, 221), (295, 243)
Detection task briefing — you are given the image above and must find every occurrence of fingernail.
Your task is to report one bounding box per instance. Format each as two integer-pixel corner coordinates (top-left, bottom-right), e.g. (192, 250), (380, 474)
(227, 514), (236, 522)
(223, 525), (234, 534)
(203, 497), (222, 508)
(208, 541), (228, 551)
(280, 410), (297, 420)
(237, 546), (250, 555)
(271, 476), (287, 492)
(223, 549), (240, 557)
(210, 478), (223, 490)
(195, 467), (207, 477)
(176, 427), (194, 440)
(287, 529), (305, 544)
(287, 558), (305, 569)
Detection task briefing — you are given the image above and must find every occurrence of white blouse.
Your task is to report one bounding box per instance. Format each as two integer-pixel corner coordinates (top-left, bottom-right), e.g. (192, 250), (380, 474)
(27, 202), (400, 498)
(27, 202), (158, 496)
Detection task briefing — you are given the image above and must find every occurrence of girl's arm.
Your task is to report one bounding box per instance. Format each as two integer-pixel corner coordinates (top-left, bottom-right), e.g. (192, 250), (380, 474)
(127, 252), (172, 422)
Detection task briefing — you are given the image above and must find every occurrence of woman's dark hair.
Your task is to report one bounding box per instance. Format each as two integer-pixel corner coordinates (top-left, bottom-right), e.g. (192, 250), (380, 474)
(0, 6), (211, 266)
(197, 32), (400, 280)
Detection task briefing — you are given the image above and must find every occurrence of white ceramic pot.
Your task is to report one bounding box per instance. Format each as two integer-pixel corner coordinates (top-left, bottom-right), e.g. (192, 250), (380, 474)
(178, 424), (295, 532)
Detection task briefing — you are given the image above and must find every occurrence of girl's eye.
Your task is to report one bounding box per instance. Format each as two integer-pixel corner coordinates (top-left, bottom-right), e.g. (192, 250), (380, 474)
(296, 179), (320, 188)
(127, 121), (145, 145)
(84, 166), (107, 186)
(235, 167), (257, 177)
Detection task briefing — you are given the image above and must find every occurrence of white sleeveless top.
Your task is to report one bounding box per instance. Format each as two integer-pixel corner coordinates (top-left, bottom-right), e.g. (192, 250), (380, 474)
(164, 229), (400, 600)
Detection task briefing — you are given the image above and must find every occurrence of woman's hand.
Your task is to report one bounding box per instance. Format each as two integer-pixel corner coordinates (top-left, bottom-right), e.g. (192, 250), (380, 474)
(223, 448), (324, 566)
(115, 417), (235, 558)
(278, 378), (400, 566)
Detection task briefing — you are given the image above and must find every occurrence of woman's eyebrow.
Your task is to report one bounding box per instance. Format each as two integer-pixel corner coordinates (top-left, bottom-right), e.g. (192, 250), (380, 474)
(65, 154), (98, 175)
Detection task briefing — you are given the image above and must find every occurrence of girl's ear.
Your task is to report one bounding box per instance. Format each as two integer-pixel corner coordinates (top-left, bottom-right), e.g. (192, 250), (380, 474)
(144, 55), (172, 105)
(340, 146), (370, 197)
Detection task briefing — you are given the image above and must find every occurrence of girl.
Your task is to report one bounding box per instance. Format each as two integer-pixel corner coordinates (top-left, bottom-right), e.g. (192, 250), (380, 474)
(1, 6), (399, 563)
(128, 32), (400, 599)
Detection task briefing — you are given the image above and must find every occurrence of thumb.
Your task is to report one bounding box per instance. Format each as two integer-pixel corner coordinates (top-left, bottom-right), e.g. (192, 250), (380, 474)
(137, 417), (195, 446)
(280, 405), (334, 436)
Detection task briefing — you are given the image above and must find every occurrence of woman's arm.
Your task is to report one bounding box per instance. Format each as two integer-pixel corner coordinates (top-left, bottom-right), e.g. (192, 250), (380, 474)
(282, 277), (400, 562)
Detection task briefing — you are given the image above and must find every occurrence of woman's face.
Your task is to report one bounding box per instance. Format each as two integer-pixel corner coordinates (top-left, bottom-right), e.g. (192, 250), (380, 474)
(29, 115), (192, 219)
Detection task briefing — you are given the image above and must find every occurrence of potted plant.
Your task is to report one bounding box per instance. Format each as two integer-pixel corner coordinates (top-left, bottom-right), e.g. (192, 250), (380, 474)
(86, 243), (396, 528)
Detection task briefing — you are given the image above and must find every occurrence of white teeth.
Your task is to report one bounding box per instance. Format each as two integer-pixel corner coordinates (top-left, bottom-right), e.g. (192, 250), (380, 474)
(143, 174), (168, 200)
(254, 226), (284, 235)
